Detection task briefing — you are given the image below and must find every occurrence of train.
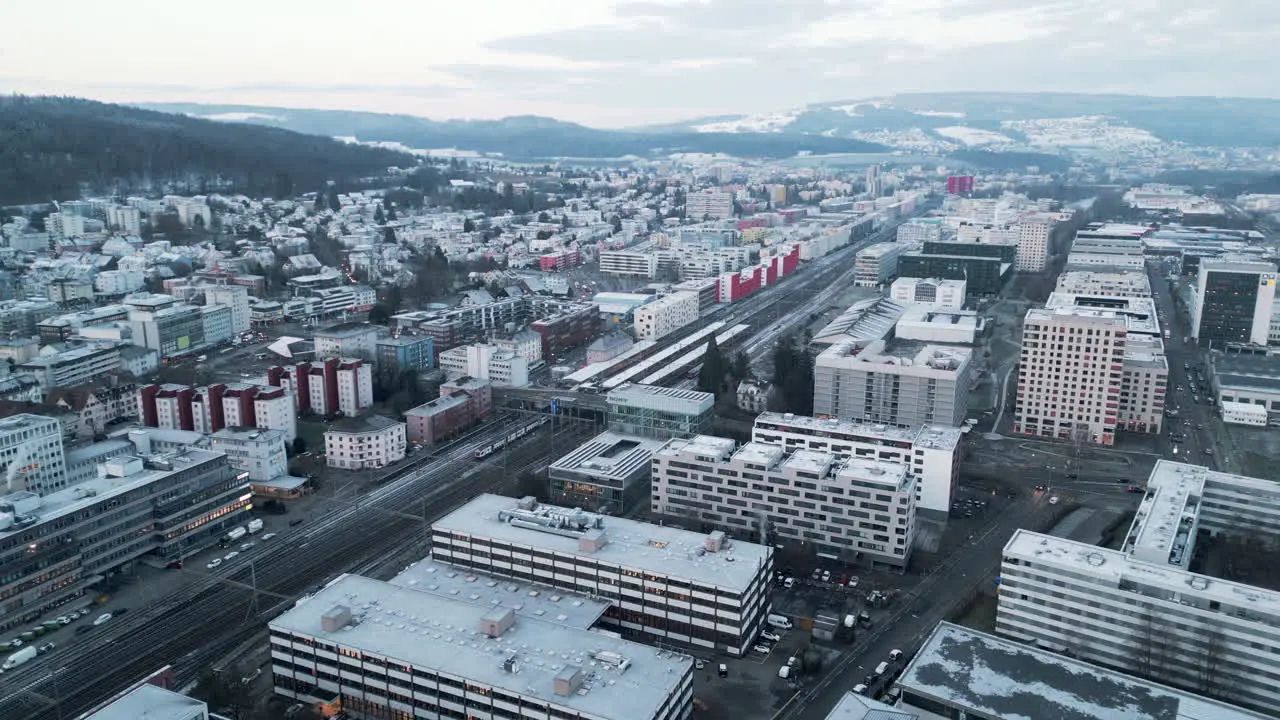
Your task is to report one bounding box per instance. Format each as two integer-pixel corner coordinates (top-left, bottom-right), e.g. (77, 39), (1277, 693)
(473, 417), (550, 460)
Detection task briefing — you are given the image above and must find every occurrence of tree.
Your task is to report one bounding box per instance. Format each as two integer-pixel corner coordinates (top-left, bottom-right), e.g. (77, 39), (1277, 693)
(697, 336), (726, 395)
(368, 303), (393, 325)
(386, 204), (397, 221)
(463, 218), (476, 233)
(537, 211), (551, 223)
(291, 436), (307, 455)
(374, 204), (386, 224)
(383, 226), (398, 244)
(732, 350), (753, 381)
(610, 216), (623, 234)
(327, 190), (341, 212)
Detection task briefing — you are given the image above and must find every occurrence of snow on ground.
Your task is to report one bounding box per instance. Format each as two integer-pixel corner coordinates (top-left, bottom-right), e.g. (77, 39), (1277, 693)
(331, 137), (483, 157)
(934, 126), (1016, 146)
(851, 128), (956, 152)
(694, 111), (798, 133)
(199, 112), (283, 122)
(1001, 116), (1161, 148)
(913, 110), (966, 118)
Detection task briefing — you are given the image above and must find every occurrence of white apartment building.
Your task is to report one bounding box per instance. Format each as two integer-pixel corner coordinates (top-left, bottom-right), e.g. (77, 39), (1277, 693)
(313, 322), (379, 362)
(751, 412), (961, 514)
(1015, 217), (1053, 272)
(651, 436), (917, 567)
(94, 269), (146, 295)
(333, 360), (374, 416)
(896, 220), (946, 245)
(1192, 258), (1278, 347)
(814, 339), (972, 428)
(599, 250), (659, 278)
(432, 494), (774, 656)
(269, 574), (693, 720)
(0, 414), (68, 495)
(686, 189), (734, 220)
(46, 212), (86, 240)
(1056, 270), (1152, 298)
(853, 243), (907, 287)
(996, 461), (1280, 716)
(252, 387), (298, 443)
(210, 427), (288, 481)
(201, 304), (234, 346)
(633, 291), (700, 341)
(491, 329), (543, 365)
(889, 277), (967, 309)
(19, 344), (121, 391)
(438, 344), (530, 387)
(323, 415), (406, 470)
(105, 205), (142, 235)
(205, 285), (251, 335)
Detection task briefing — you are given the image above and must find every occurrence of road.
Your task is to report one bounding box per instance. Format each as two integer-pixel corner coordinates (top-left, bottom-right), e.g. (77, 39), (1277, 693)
(0, 413), (595, 720)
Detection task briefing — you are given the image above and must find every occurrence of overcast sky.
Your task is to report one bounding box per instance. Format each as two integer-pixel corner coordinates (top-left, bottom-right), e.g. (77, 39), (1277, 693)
(3, 0), (1272, 127)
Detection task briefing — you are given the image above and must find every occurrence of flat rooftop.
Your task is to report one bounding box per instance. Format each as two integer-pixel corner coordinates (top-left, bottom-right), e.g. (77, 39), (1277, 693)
(548, 431), (667, 482)
(780, 448), (835, 476)
(754, 412), (962, 451)
(434, 494), (770, 593)
(271, 574), (689, 720)
(898, 622), (1268, 720)
(1123, 461), (1204, 566)
(820, 338), (971, 373)
(389, 558), (610, 630)
(657, 435), (736, 462)
(605, 383), (714, 410)
(84, 682), (207, 720)
(1045, 293), (1161, 336)
(822, 691), (916, 720)
(813, 297), (907, 346)
(838, 457), (911, 491)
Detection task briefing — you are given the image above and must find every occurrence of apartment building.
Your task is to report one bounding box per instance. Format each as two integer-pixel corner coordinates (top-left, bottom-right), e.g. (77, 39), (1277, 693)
(889, 277), (966, 309)
(895, 220), (947, 245)
(814, 339), (971, 428)
(633, 292), (699, 341)
(548, 431), (666, 514)
(599, 250), (659, 278)
(0, 414), (68, 495)
(1192, 258), (1278, 347)
(1015, 217), (1053, 272)
(314, 322), (380, 362)
(269, 574), (693, 720)
(751, 412), (960, 514)
(324, 415), (406, 470)
(201, 304), (234, 346)
(686, 189), (734, 220)
(210, 427), (288, 481)
(853, 243), (907, 287)
(438, 343), (530, 387)
(19, 343), (121, 391)
(374, 334), (435, 376)
(0, 449), (249, 631)
(1055, 270), (1152, 298)
(606, 384), (714, 439)
(432, 494), (773, 656)
(138, 382), (297, 442)
(652, 436), (917, 568)
(205, 285), (251, 335)
(267, 359), (373, 417)
(43, 381), (138, 440)
(995, 461), (1280, 715)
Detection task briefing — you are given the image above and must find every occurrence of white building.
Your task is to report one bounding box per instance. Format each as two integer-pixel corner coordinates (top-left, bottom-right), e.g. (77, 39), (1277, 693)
(1015, 216), (1053, 272)
(19, 344), (121, 391)
(81, 681), (210, 720)
(686, 189), (734, 220)
(1221, 400), (1267, 426)
(895, 306), (980, 345)
(46, 212), (86, 240)
(1192, 258), (1277, 347)
(814, 339), (972, 428)
(853, 243), (907, 287)
(94, 269), (146, 295)
(633, 291), (699, 341)
(652, 436), (917, 567)
(1055, 270), (1152, 298)
(210, 427), (288, 481)
(599, 250), (659, 278)
(205, 285), (251, 335)
(313, 322), (379, 362)
(104, 205), (142, 235)
(200, 304), (234, 346)
(323, 415), (406, 470)
(439, 343), (530, 387)
(333, 360), (374, 416)
(996, 461), (1280, 716)
(0, 414), (68, 495)
(889, 277), (966, 309)
(751, 412), (961, 515)
(268, 573), (693, 720)
(491, 329), (543, 365)
(896, 220), (946, 245)
(432, 493), (774, 656)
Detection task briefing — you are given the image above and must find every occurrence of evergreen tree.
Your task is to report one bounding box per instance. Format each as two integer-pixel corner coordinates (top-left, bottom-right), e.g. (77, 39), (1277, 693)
(327, 191), (341, 212)
(374, 204), (386, 224)
(732, 350), (753, 381)
(386, 204), (397, 221)
(697, 336), (726, 395)
(384, 226), (397, 244)
(463, 218), (476, 233)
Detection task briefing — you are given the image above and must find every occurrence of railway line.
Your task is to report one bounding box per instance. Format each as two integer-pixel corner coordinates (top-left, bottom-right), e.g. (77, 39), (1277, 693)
(0, 414), (594, 720)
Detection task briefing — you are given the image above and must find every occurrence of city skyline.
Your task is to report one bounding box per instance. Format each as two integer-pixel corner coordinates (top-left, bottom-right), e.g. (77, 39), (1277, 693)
(5, 0), (1275, 127)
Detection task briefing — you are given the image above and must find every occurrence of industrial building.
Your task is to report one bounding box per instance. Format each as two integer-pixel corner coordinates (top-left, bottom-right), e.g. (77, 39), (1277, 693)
(1208, 352), (1280, 417)
(431, 494), (774, 656)
(896, 623), (1267, 720)
(548, 431), (667, 514)
(751, 413), (960, 514)
(888, 277), (966, 309)
(269, 573), (693, 720)
(996, 461), (1280, 715)
(605, 384), (714, 439)
(651, 436), (917, 568)
(813, 339), (972, 428)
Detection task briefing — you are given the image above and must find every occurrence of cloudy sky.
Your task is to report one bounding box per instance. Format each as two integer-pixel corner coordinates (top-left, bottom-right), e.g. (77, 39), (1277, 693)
(3, 0), (1271, 127)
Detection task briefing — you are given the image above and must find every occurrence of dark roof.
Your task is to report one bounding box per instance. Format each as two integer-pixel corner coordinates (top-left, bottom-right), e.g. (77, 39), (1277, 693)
(328, 415), (402, 434)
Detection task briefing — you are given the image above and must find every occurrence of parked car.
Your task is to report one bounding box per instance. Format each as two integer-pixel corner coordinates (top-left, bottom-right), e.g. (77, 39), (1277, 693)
(760, 631), (781, 643)
(261, 533), (278, 541)
(92, 613), (112, 627)
(206, 559), (223, 569)
(1049, 496), (1060, 505)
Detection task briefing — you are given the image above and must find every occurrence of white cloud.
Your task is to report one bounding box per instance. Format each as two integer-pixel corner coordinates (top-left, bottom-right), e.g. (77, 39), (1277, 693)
(778, 3), (1063, 53)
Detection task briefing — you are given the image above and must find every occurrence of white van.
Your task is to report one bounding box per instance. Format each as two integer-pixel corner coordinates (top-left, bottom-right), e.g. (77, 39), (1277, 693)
(766, 614), (793, 630)
(889, 648), (903, 662)
(874, 661), (889, 676)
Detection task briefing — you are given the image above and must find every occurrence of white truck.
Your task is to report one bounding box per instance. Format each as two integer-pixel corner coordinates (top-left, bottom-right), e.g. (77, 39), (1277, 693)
(246, 519), (264, 534)
(3, 646), (36, 670)
(224, 526), (248, 544)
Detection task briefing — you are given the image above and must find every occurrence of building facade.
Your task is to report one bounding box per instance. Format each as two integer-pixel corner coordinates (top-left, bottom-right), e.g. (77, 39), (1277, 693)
(606, 384), (714, 439)
(547, 431), (665, 514)
(19, 344), (121, 391)
(324, 415), (406, 470)
(853, 243), (907, 288)
(889, 277), (966, 309)
(633, 292), (700, 341)
(438, 343), (530, 387)
(1192, 259), (1277, 347)
(651, 437), (917, 567)
(813, 339), (971, 428)
(686, 189), (734, 220)
(1015, 217), (1053, 272)
(0, 414), (68, 495)
(210, 427), (288, 481)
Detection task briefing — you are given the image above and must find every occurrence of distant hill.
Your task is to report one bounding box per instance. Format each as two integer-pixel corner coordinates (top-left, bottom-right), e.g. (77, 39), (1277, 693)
(0, 96), (417, 206)
(134, 102), (889, 159)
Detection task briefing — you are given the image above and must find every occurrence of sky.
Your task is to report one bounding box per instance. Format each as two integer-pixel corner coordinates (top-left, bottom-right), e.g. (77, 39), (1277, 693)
(3, 0), (1274, 127)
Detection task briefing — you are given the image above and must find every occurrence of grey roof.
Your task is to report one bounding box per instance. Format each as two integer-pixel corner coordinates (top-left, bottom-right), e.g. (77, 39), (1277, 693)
(327, 414), (402, 434)
(898, 623), (1268, 720)
(548, 431), (666, 483)
(435, 494), (771, 593)
(823, 692), (918, 720)
(84, 682), (207, 720)
(271, 574), (689, 720)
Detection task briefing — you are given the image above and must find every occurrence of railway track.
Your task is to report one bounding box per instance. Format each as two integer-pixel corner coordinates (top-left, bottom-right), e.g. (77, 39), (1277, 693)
(0, 416), (592, 720)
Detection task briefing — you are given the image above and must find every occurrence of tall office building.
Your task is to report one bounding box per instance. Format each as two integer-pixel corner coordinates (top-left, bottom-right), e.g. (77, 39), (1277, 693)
(1015, 217), (1053, 272)
(865, 165), (881, 197)
(685, 189), (734, 220)
(813, 339), (972, 428)
(996, 461), (1280, 715)
(1191, 259), (1277, 347)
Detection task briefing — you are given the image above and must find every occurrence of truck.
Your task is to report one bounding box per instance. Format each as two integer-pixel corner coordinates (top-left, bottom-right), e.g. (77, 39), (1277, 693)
(246, 519), (264, 534)
(222, 526), (248, 546)
(3, 646), (37, 670)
